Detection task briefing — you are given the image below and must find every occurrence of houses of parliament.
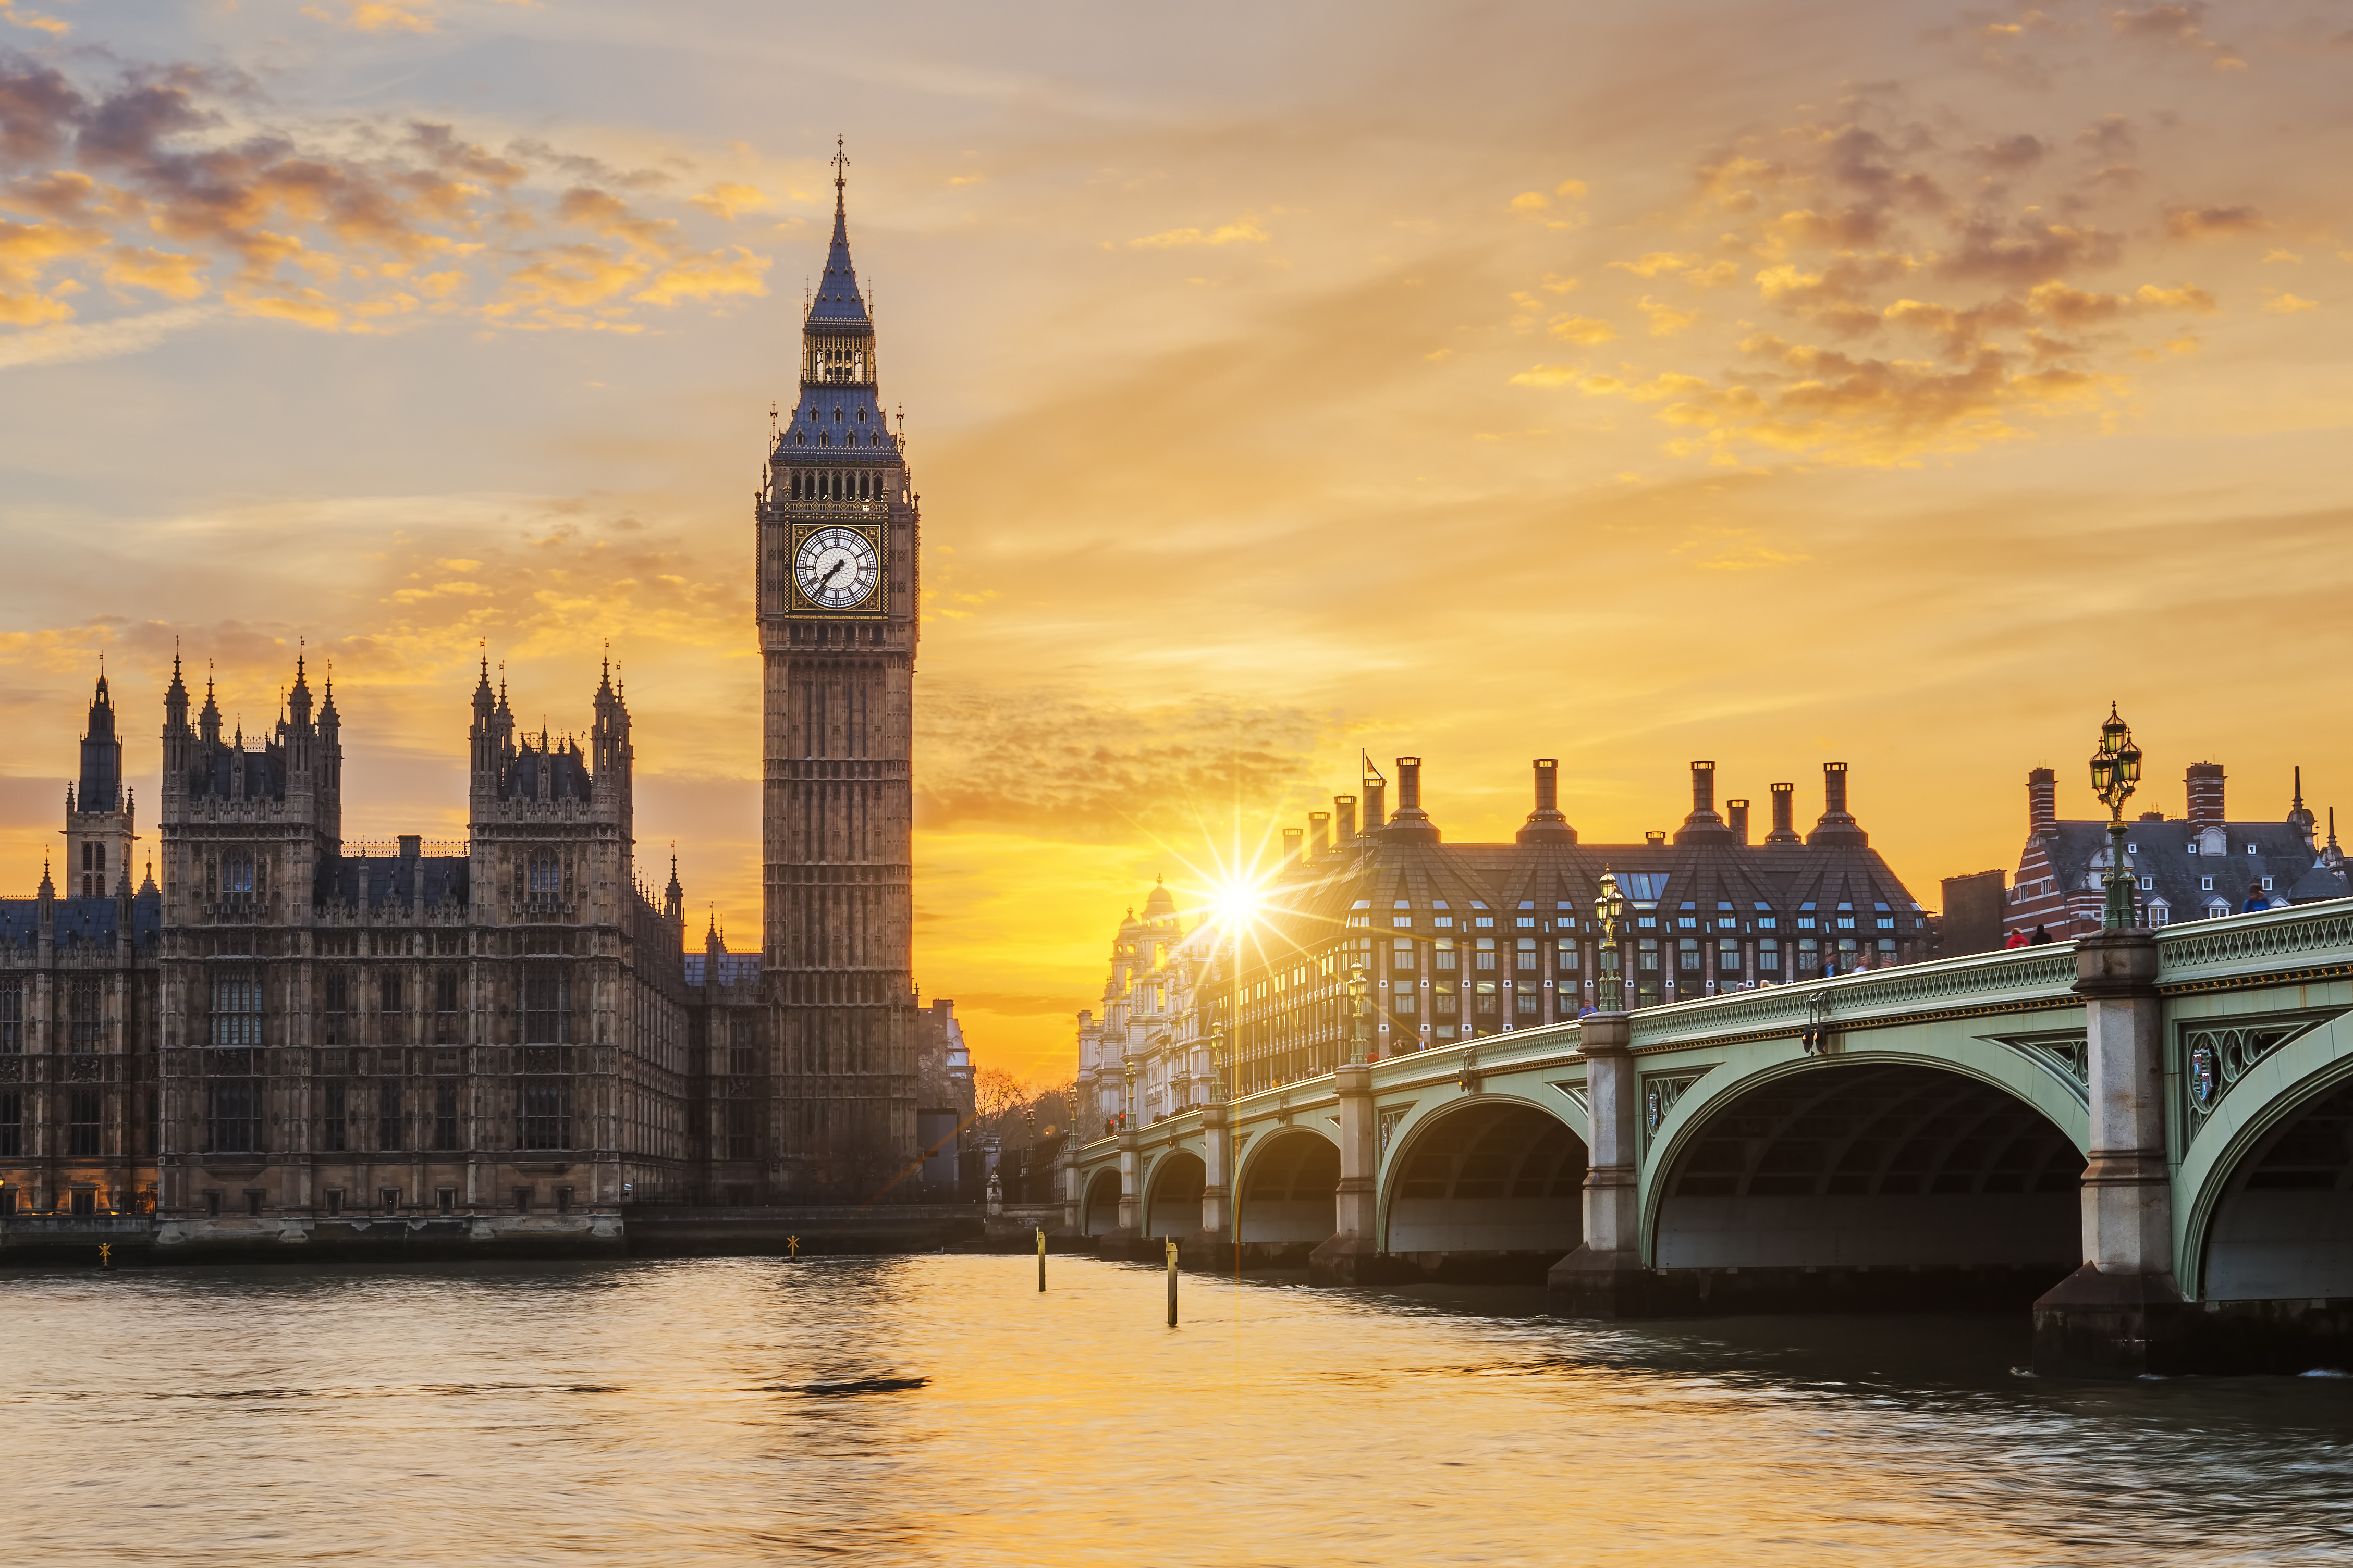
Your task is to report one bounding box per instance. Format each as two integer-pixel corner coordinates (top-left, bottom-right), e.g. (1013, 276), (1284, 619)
(0, 169), (947, 1243)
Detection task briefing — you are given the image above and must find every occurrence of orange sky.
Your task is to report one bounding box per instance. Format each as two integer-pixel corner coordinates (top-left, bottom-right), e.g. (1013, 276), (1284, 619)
(1, 1), (2348, 1080)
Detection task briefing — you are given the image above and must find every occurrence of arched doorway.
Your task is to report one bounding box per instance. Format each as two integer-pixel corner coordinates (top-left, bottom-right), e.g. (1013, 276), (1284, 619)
(1386, 1101), (1585, 1265)
(1082, 1168), (1122, 1237)
(1656, 1063), (2080, 1292)
(1144, 1151), (1205, 1238)
(2203, 1076), (2353, 1300)
(1238, 1131), (1339, 1244)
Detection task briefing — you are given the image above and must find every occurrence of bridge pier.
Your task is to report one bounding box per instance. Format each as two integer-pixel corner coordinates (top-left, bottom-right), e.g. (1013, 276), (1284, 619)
(1549, 1013), (1682, 1316)
(1310, 1061), (1406, 1283)
(1194, 1101), (1233, 1259)
(1111, 1126), (1141, 1240)
(2034, 930), (2189, 1377)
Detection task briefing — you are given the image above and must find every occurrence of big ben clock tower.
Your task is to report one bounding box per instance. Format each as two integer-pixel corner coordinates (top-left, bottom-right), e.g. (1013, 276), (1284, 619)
(758, 142), (918, 1194)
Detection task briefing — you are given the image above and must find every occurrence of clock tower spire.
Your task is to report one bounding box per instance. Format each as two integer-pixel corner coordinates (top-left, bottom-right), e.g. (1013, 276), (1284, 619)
(758, 143), (919, 1196)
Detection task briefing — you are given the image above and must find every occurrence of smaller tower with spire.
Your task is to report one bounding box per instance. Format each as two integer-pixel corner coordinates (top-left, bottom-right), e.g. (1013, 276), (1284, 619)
(65, 665), (134, 899)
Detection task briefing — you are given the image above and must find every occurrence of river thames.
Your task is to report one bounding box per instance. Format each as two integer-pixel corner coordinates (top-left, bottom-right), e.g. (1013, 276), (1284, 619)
(2, 1254), (2346, 1565)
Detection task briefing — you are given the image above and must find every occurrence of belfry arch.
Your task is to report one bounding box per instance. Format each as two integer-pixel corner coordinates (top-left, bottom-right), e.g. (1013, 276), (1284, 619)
(1382, 1099), (1586, 1271)
(1651, 1061), (2081, 1295)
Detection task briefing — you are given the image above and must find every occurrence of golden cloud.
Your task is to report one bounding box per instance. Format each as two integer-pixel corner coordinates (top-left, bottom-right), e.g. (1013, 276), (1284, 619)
(1127, 215), (1269, 248)
(0, 1), (66, 34)
(0, 59), (786, 347)
(102, 245), (205, 299)
(633, 244), (770, 307)
(689, 182), (771, 221)
(2165, 205), (2264, 239)
(1547, 314), (1614, 344)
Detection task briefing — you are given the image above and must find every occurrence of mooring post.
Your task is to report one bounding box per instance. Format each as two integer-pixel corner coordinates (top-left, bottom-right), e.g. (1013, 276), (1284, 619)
(1037, 1226), (1046, 1291)
(1165, 1237), (1179, 1326)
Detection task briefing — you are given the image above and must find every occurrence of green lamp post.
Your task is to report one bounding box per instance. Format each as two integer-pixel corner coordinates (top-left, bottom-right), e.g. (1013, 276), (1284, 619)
(2089, 703), (2144, 932)
(1594, 869), (1627, 1013)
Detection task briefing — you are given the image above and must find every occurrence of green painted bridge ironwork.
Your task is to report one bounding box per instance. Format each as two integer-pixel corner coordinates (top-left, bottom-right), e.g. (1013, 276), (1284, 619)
(1065, 902), (2353, 1376)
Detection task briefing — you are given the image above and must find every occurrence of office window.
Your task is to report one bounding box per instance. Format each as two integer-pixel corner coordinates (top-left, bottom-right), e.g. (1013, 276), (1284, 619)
(1474, 939), (1497, 971)
(1515, 939), (1537, 970)
(1758, 939), (1780, 972)
(1678, 938), (1700, 971)
(1556, 945), (1579, 972)
(1638, 938), (1659, 971)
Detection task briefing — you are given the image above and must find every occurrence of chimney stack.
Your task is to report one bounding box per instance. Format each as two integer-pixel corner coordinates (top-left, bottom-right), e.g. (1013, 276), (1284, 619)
(1518, 758), (1575, 843)
(1384, 757), (1439, 842)
(1364, 780), (1386, 831)
(2186, 762), (2225, 831)
(1806, 762), (1866, 845)
(1334, 795), (1357, 847)
(1282, 827), (1304, 865)
(1309, 811), (1330, 856)
(1765, 782), (1801, 845)
(1674, 759), (1733, 842)
(1727, 799), (1750, 843)
(2028, 767), (2058, 837)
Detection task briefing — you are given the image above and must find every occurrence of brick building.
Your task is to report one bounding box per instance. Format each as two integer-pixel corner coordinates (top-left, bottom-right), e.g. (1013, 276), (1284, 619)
(2003, 761), (2343, 939)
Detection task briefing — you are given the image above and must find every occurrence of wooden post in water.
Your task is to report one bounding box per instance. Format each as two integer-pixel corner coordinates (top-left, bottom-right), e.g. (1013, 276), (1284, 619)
(1037, 1227), (1046, 1292)
(1165, 1237), (1179, 1327)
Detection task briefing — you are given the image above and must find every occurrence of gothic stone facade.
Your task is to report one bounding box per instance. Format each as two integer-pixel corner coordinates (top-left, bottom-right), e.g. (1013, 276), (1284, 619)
(0, 660), (772, 1244)
(2004, 760), (2345, 938)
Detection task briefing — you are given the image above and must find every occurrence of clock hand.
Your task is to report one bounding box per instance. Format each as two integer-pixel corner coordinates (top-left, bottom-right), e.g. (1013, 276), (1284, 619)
(819, 558), (848, 589)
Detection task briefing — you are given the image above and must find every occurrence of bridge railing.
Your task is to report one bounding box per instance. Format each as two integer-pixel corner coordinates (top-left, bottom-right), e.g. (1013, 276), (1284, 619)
(2154, 895), (2353, 987)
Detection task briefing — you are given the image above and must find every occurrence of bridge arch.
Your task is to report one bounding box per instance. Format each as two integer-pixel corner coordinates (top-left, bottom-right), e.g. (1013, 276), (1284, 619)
(1646, 1055), (2083, 1277)
(1081, 1167), (1122, 1237)
(1143, 1149), (1205, 1238)
(2179, 1015), (2353, 1300)
(1235, 1126), (1339, 1245)
(1379, 1094), (1586, 1261)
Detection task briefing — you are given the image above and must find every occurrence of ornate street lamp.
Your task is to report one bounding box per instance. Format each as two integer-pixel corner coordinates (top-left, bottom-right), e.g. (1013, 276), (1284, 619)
(2089, 703), (2144, 931)
(1121, 1057), (1137, 1131)
(1346, 962), (1370, 1066)
(1207, 1024), (1228, 1104)
(1594, 869), (1627, 1013)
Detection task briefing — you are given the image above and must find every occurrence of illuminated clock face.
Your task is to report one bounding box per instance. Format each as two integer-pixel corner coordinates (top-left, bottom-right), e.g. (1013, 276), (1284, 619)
(794, 526), (879, 610)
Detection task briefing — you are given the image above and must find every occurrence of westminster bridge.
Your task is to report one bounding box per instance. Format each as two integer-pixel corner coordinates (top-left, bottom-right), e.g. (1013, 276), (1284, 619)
(1065, 903), (2353, 1376)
